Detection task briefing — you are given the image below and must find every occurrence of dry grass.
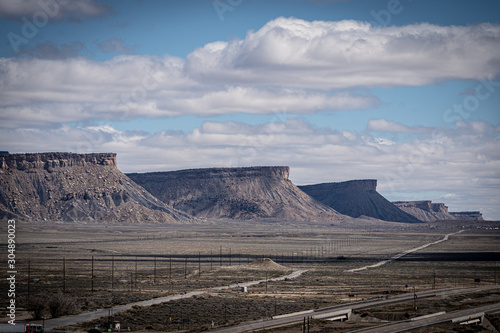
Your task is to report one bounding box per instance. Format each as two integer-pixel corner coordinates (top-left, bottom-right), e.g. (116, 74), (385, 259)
(0, 219), (499, 332)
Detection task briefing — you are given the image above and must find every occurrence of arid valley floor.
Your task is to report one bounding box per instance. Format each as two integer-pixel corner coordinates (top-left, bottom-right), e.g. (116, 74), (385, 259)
(1, 218), (500, 332)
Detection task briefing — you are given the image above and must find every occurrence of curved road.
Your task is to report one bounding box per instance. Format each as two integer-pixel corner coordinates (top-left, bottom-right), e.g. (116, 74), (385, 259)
(44, 270), (308, 331)
(347, 230), (464, 273)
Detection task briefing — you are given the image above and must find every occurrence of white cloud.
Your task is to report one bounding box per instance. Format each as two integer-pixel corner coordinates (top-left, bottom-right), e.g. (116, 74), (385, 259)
(366, 118), (432, 133)
(1, 18), (499, 127)
(186, 18), (500, 89)
(0, 55), (377, 127)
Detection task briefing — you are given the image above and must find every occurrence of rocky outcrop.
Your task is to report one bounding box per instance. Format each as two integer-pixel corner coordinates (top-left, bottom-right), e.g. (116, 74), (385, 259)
(0, 152), (117, 170)
(392, 201), (456, 222)
(299, 180), (422, 223)
(127, 166), (346, 222)
(449, 211), (484, 221)
(0, 152), (192, 223)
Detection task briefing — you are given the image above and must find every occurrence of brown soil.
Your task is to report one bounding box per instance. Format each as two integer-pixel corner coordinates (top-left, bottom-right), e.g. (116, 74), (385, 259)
(1, 219), (499, 332)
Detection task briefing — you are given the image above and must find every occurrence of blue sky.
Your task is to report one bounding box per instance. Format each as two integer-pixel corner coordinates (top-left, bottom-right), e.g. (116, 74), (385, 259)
(1, 0), (499, 219)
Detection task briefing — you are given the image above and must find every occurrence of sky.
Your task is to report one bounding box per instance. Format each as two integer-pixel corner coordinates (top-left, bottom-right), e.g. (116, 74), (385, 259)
(0, 0), (499, 219)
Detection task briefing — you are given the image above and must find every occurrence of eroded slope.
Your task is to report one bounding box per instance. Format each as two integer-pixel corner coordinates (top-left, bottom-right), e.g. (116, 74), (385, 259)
(127, 166), (345, 222)
(299, 180), (422, 223)
(0, 153), (192, 223)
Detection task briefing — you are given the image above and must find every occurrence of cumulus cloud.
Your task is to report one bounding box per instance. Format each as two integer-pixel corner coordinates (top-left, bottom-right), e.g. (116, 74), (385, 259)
(0, 0), (111, 22)
(186, 18), (500, 89)
(0, 55), (377, 127)
(1, 18), (500, 126)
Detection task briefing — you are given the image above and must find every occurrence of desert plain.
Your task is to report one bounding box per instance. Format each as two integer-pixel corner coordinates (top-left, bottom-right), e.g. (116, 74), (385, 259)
(1, 218), (500, 332)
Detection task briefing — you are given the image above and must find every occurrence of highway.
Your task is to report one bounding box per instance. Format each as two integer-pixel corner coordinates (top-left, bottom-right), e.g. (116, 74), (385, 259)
(211, 285), (500, 333)
(353, 302), (500, 333)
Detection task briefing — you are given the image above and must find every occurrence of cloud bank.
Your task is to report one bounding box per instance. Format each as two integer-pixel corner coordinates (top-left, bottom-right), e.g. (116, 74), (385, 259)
(1, 18), (500, 127)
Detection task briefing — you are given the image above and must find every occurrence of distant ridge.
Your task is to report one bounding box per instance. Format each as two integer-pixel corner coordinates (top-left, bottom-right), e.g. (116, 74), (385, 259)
(299, 180), (422, 223)
(393, 200), (455, 222)
(127, 166), (346, 222)
(393, 201), (484, 221)
(0, 152), (192, 223)
(449, 211), (483, 221)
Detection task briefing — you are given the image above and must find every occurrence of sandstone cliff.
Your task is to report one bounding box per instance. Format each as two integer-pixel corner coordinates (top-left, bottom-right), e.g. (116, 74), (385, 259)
(299, 180), (422, 223)
(0, 153), (192, 223)
(392, 201), (456, 222)
(127, 166), (346, 222)
(449, 211), (483, 221)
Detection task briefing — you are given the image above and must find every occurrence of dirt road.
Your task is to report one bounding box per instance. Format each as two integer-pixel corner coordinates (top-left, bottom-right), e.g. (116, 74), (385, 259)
(43, 270), (308, 331)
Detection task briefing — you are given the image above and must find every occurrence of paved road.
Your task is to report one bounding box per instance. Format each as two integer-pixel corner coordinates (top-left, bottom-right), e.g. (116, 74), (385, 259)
(347, 230), (464, 272)
(43, 270), (308, 331)
(354, 302), (500, 333)
(211, 285), (500, 333)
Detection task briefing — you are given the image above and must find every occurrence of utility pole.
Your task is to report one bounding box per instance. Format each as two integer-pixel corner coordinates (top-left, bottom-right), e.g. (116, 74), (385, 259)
(63, 257), (66, 294)
(111, 255), (115, 290)
(27, 260), (31, 300)
(91, 256), (94, 293)
(135, 256), (138, 290)
(153, 256), (157, 284)
(413, 286), (417, 310)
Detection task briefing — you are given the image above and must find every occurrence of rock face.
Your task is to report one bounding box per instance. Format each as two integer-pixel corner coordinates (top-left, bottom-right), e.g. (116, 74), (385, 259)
(449, 211), (484, 221)
(299, 180), (422, 223)
(392, 201), (456, 222)
(127, 166), (345, 222)
(0, 153), (192, 223)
